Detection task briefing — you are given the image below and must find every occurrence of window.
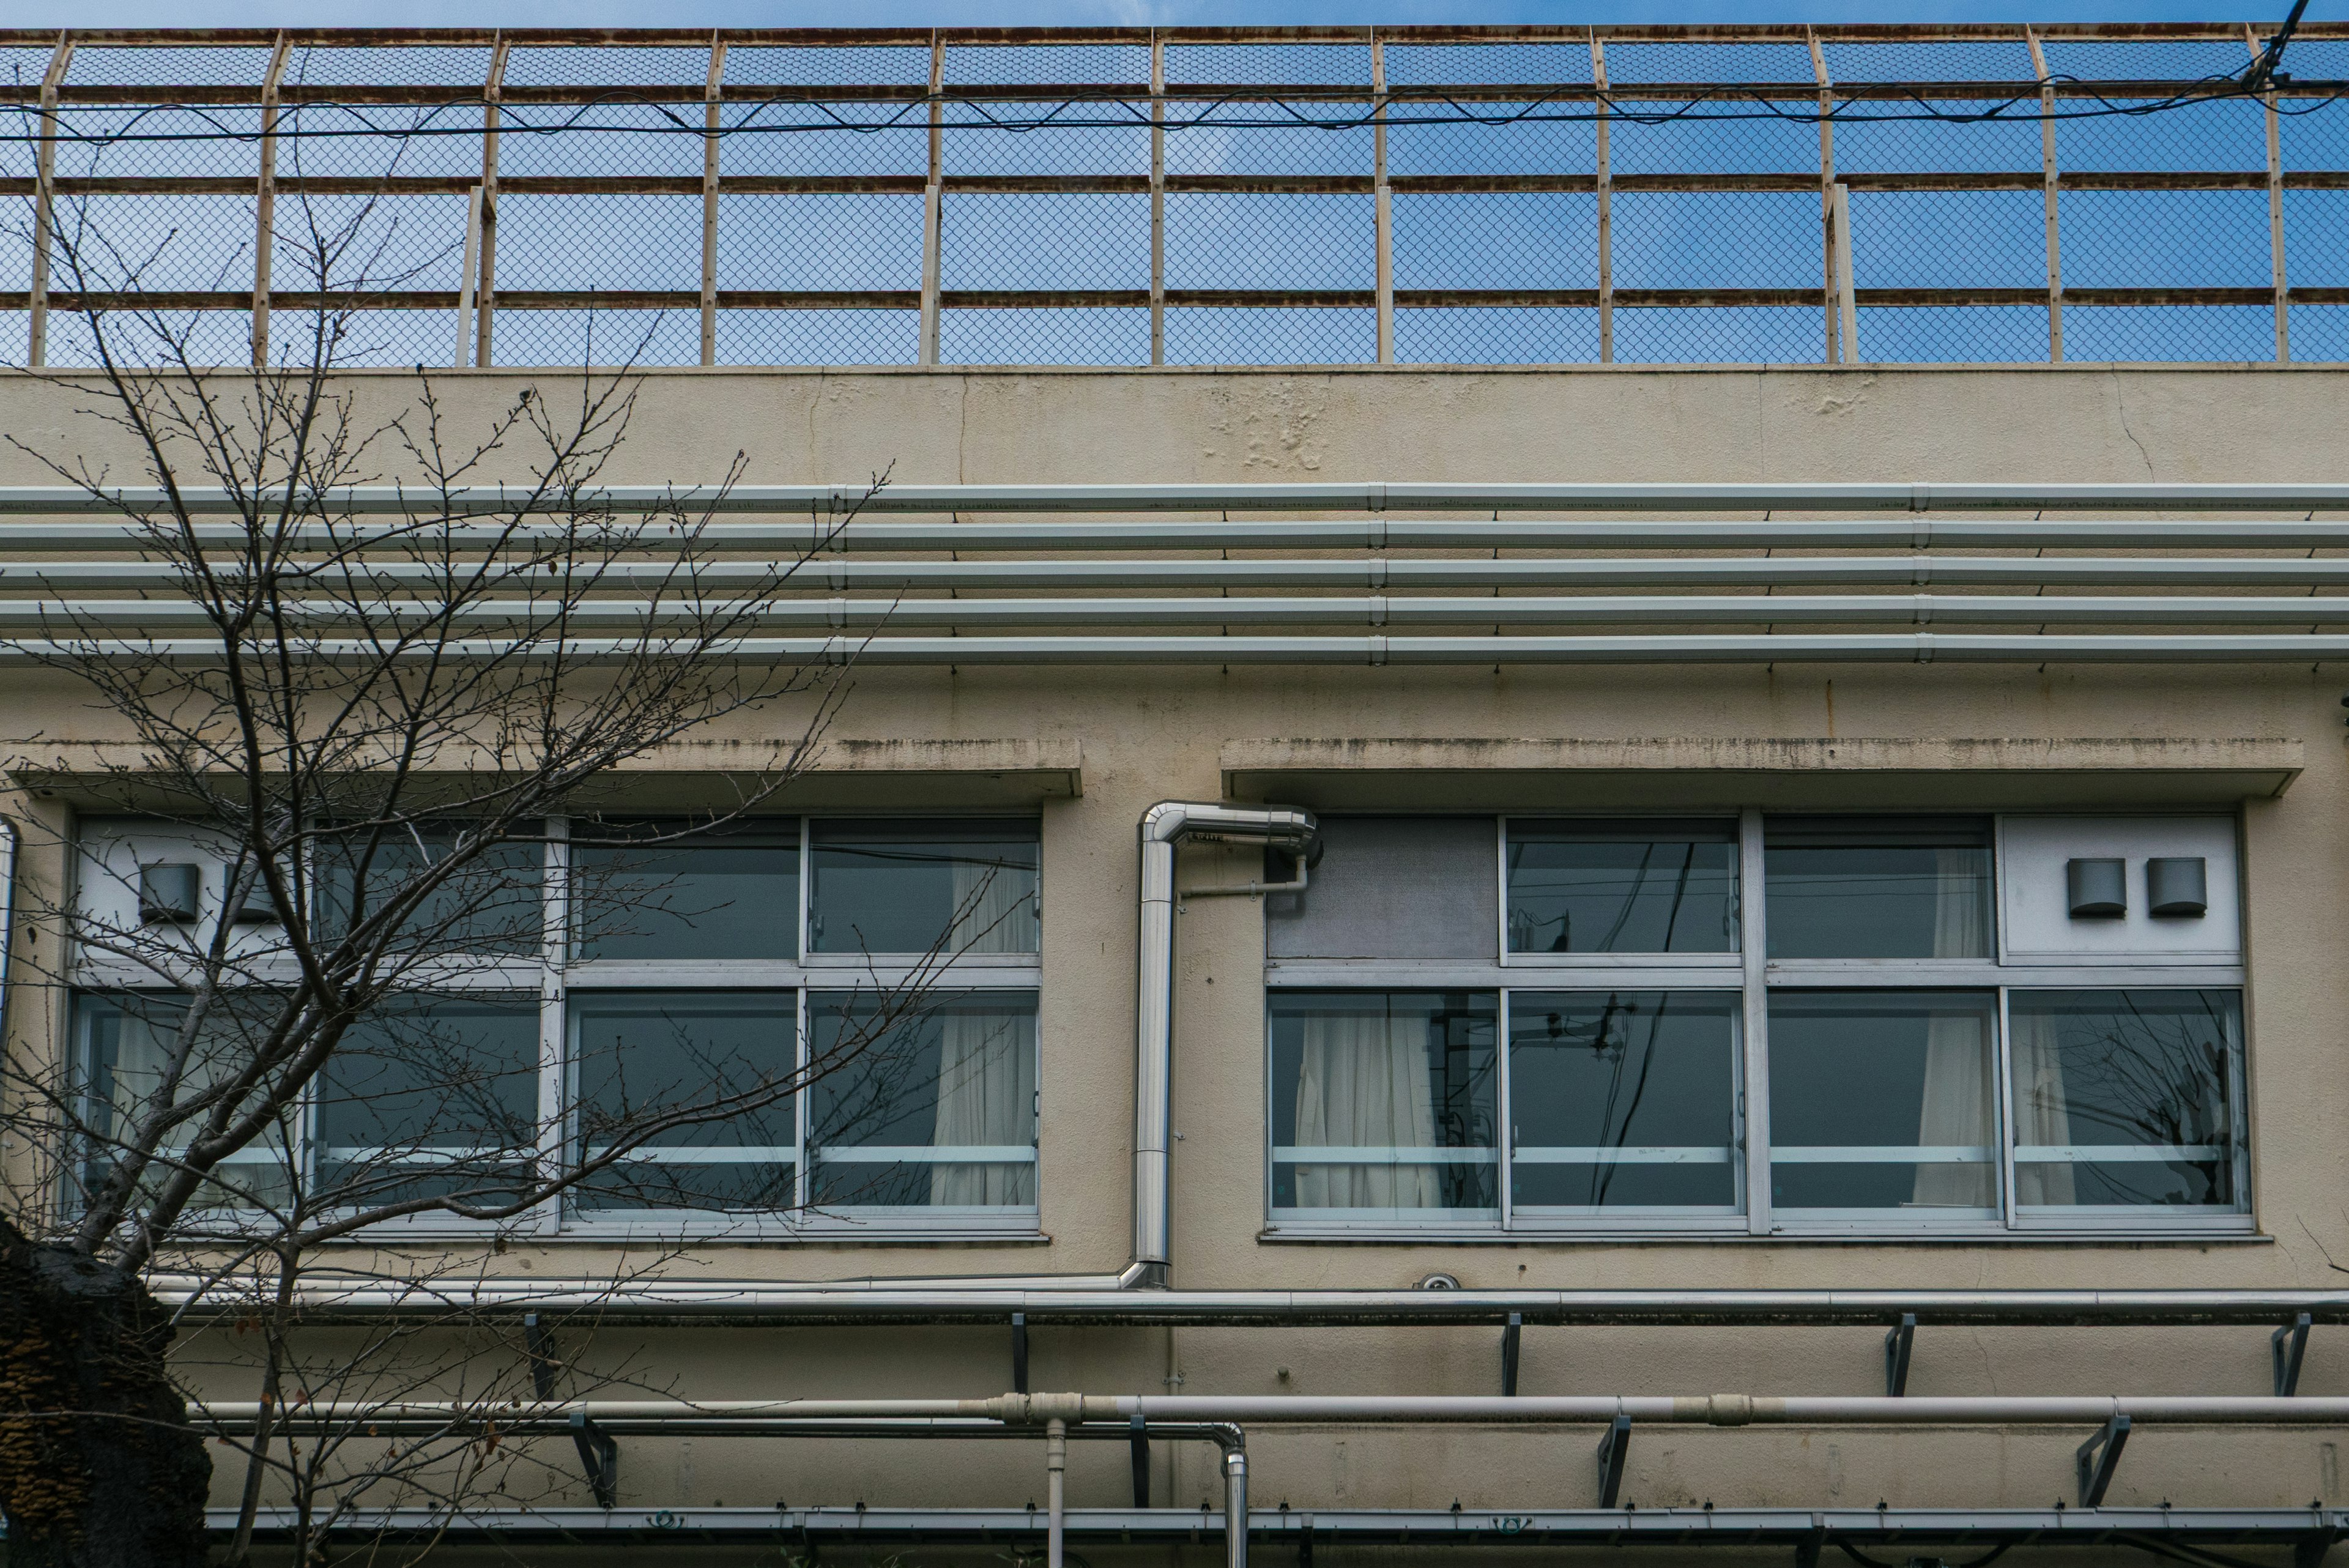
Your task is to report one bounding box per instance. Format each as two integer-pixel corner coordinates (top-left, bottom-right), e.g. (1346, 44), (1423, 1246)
(74, 990), (297, 1216)
(1265, 812), (2249, 1237)
(68, 813), (1042, 1236)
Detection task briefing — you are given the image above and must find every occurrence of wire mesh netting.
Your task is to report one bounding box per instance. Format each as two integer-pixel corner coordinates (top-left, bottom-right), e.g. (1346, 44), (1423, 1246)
(1, 28), (2343, 369)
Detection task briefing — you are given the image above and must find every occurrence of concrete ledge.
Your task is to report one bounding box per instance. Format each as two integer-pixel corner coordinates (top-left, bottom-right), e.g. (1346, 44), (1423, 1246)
(1222, 736), (2303, 811)
(5, 737), (1083, 811)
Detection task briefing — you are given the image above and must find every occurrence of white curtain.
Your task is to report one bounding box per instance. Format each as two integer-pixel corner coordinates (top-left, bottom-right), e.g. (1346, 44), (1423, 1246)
(950, 856), (1039, 955)
(2009, 1003), (2077, 1206)
(929, 1008), (1036, 1206)
(1294, 1008), (1441, 1208)
(1912, 848), (1993, 1207)
(101, 1001), (291, 1211)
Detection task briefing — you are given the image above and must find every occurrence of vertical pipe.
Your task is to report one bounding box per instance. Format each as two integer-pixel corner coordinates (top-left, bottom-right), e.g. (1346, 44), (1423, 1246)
(252, 33), (289, 369)
(476, 36), (507, 368)
(28, 34), (72, 370)
(1224, 1446), (1249, 1568)
(1830, 183), (1858, 363)
(1045, 1418), (1068, 1568)
(2252, 23), (2288, 362)
(2025, 26), (2062, 363)
(1371, 29), (1393, 365)
(1737, 806), (1771, 1235)
(1150, 34), (1165, 366)
(1590, 33), (1612, 365)
(701, 32), (726, 368)
(919, 33), (944, 366)
(1808, 28), (1837, 365)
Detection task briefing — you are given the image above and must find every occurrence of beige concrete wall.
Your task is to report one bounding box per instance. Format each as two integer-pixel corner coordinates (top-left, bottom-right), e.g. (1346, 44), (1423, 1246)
(7, 365), (2349, 1529)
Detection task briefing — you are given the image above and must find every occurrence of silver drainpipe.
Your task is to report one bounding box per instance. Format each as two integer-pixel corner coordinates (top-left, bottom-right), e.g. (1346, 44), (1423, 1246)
(1133, 802), (1319, 1287)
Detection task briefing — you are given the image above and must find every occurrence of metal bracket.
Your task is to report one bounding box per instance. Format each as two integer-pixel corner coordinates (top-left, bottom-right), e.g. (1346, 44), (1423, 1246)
(1299, 1514), (1315, 1568)
(1597, 1414), (1631, 1508)
(2276, 1313), (2314, 1397)
(1502, 1312), (1523, 1397)
(1012, 1312), (1030, 1395)
(523, 1312), (558, 1401)
(1130, 1414), (1150, 1507)
(1795, 1532), (1825, 1568)
(1885, 1313), (1917, 1397)
(570, 1411), (619, 1509)
(2294, 1531), (2332, 1568)
(2076, 1413), (2131, 1507)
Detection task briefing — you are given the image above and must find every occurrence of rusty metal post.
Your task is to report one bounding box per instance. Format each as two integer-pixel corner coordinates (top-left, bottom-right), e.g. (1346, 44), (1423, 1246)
(475, 34), (508, 368)
(2026, 25), (2062, 363)
(251, 32), (290, 368)
(919, 32), (944, 366)
(1592, 32), (1612, 364)
(702, 31), (726, 367)
(1149, 34), (1166, 365)
(1372, 29), (1393, 365)
(28, 32), (73, 369)
(1808, 28), (1839, 364)
(2252, 23), (2288, 362)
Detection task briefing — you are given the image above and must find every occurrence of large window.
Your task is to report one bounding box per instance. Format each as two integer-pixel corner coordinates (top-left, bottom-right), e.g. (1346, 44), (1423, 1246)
(1266, 812), (2249, 1237)
(68, 814), (1042, 1236)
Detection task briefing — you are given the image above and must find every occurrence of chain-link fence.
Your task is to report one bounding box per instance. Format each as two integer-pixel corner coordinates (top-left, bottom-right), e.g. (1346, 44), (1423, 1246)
(3, 24), (2345, 370)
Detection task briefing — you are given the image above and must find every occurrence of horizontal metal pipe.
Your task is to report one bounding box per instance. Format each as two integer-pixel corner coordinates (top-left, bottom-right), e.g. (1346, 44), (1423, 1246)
(18, 593), (2349, 630)
(9, 518), (2349, 552)
(3, 482), (2346, 516)
(188, 1393), (2349, 1426)
(10, 555), (2349, 593)
(20, 633), (2349, 664)
(157, 1282), (2349, 1326)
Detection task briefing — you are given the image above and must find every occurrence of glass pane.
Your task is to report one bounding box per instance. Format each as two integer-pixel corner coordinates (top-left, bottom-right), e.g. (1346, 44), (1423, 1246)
(1767, 990), (1999, 1214)
(1269, 990), (1498, 1216)
(572, 820), (800, 961)
(1507, 818), (1739, 954)
(808, 990), (1038, 1209)
(809, 819), (1040, 956)
(2011, 989), (2244, 1210)
(1509, 990), (1739, 1210)
(570, 990), (796, 1213)
(315, 997), (541, 1209)
(1765, 817), (1992, 959)
(317, 826), (542, 956)
(75, 990), (294, 1213)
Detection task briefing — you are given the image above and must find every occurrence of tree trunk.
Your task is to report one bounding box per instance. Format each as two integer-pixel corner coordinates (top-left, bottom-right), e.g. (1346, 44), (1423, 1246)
(0, 1215), (211, 1568)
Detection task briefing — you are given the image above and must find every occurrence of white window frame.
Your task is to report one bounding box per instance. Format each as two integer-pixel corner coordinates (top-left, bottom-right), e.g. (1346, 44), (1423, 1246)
(66, 810), (1045, 1243)
(1263, 809), (2252, 1241)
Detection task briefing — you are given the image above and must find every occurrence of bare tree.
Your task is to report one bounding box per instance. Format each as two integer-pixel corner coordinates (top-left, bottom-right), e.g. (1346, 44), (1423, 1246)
(0, 135), (1019, 1567)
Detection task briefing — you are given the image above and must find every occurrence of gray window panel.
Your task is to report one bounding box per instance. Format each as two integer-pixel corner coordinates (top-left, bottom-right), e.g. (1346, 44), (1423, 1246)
(1267, 816), (1497, 961)
(2009, 988), (2244, 1210)
(1507, 818), (1739, 954)
(75, 989), (297, 1214)
(570, 990), (798, 1213)
(572, 820), (801, 962)
(809, 819), (1041, 956)
(317, 826), (543, 956)
(1767, 989), (1999, 1213)
(315, 996), (541, 1209)
(1508, 990), (1738, 1209)
(1764, 816), (1993, 960)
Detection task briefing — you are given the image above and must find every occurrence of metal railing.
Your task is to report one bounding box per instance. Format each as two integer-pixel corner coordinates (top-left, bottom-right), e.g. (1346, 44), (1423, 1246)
(2, 24), (2346, 370)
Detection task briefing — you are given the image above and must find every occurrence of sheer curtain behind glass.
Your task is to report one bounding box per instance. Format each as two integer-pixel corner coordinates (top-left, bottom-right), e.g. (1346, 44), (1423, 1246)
(930, 1004), (1037, 1205)
(950, 855), (1040, 954)
(1294, 1006), (1440, 1208)
(1913, 847), (1994, 1207)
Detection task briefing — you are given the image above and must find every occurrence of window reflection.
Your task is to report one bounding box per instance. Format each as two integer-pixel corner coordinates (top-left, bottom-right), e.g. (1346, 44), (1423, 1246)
(808, 992), (1038, 1210)
(809, 820), (1039, 956)
(1507, 819), (1739, 954)
(571, 820), (800, 962)
(570, 991), (797, 1214)
(316, 997), (541, 1209)
(1508, 990), (1739, 1211)
(2011, 989), (2243, 1209)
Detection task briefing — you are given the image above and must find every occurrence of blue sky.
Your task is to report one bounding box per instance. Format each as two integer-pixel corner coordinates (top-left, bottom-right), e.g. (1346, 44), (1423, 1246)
(9, 2), (2320, 31)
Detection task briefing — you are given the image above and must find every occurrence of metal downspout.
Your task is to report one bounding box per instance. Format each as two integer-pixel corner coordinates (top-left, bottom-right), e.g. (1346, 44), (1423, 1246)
(1134, 803), (1319, 1286)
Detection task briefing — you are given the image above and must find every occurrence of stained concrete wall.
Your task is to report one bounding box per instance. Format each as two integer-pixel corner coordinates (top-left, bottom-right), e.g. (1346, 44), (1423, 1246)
(5, 365), (2349, 1534)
